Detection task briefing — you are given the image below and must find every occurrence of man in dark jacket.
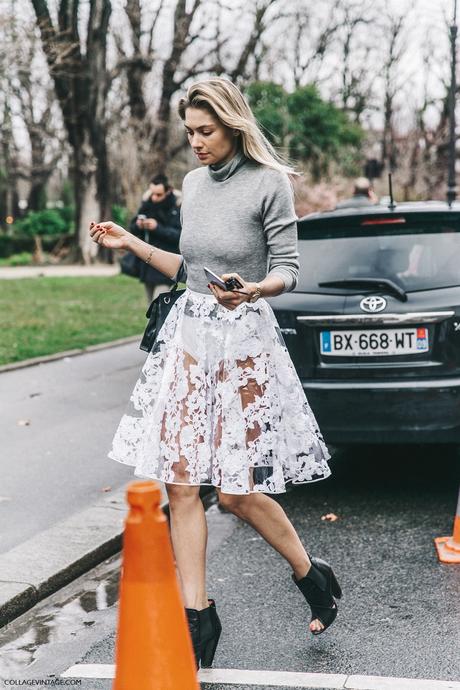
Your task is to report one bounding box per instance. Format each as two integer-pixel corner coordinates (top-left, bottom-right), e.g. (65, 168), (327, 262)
(335, 177), (379, 210)
(129, 173), (181, 303)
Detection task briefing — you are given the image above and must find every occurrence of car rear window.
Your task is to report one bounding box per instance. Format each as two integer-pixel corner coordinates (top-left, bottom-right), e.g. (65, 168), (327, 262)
(296, 220), (460, 293)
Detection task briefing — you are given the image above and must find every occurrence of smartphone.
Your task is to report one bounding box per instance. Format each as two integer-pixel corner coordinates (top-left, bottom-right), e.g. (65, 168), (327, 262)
(204, 266), (243, 291)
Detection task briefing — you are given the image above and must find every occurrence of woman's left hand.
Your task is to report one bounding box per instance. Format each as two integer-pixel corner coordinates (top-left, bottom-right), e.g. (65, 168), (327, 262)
(208, 272), (255, 310)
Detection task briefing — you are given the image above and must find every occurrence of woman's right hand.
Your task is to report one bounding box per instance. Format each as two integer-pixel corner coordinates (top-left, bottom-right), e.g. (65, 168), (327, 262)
(89, 221), (129, 250)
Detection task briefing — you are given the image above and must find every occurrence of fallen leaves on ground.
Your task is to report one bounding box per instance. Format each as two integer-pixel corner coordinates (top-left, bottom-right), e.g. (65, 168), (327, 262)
(321, 512), (339, 522)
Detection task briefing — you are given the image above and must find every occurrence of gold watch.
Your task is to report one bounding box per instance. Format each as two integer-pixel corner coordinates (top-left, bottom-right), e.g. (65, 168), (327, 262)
(249, 283), (262, 303)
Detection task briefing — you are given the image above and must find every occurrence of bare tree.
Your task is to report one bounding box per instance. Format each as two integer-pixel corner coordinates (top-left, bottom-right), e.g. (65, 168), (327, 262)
(396, 33), (445, 199)
(289, 0), (343, 89)
(7, 30), (66, 211)
(333, 0), (379, 124)
(30, 0), (112, 263)
(0, 93), (20, 224)
(379, 9), (412, 172)
(151, 0), (215, 171)
(0, 14), (20, 225)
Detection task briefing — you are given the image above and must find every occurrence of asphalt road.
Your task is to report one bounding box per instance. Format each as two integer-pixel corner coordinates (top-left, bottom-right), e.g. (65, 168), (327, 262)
(1, 446), (459, 689)
(0, 342), (146, 554)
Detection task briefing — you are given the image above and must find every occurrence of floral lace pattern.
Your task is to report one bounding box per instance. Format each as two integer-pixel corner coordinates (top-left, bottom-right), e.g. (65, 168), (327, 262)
(109, 288), (331, 494)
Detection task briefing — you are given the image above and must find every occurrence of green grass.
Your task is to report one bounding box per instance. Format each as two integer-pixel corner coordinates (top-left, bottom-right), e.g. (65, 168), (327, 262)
(0, 275), (148, 365)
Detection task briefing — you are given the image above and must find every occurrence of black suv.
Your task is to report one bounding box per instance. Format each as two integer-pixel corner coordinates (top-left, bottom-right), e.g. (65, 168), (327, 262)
(269, 202), (460, 444)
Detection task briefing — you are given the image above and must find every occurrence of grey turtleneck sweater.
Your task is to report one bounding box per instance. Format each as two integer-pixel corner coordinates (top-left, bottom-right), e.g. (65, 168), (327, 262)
(172, 150), (300, 294)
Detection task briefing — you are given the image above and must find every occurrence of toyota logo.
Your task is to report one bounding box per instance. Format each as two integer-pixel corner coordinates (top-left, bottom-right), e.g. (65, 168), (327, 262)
(360, 296), (387, 313)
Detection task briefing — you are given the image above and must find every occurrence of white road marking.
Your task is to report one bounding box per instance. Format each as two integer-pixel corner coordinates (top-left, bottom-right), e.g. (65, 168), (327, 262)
(61, 664), (114, 679)
(199, 668), (346, 687)
(60, 664), (460, 689)
(345, 678), (460, 690)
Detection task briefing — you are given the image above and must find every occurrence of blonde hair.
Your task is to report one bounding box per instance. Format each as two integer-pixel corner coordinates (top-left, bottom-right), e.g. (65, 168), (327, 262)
(178, 77), (298, 176)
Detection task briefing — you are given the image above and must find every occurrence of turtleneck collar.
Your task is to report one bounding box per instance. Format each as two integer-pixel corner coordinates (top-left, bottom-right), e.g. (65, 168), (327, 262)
(208, 149), (247, 182)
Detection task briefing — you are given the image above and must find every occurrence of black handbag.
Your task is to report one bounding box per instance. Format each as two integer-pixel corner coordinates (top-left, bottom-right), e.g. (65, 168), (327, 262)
(120, 251), (142, 278)
(140, 282), (186, 352)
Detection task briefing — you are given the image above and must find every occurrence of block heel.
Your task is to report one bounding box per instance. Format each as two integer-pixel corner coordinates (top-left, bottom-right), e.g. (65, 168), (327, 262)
(292, 554), (342, 636)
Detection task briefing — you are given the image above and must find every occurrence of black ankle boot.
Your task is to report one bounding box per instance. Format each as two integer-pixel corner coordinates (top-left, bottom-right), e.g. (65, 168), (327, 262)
(199, 599), (222, 668)
(292, 554), (342, 636)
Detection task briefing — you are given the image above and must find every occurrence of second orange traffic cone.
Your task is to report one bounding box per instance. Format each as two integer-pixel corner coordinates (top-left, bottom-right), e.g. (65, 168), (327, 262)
(113, 480), (199, 690)
(434, 484), (460, 564)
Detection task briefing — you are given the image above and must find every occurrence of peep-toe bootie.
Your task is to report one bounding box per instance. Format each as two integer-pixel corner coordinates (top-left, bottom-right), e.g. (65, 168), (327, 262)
(292, 554), (342, 636)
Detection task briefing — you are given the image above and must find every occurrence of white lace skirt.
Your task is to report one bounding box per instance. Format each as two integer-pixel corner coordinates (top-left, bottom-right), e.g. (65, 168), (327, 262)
(108, 288), (331, 494)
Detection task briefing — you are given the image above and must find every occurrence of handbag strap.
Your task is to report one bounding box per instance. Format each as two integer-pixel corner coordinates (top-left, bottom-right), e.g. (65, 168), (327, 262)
(145, 282), (180, 318)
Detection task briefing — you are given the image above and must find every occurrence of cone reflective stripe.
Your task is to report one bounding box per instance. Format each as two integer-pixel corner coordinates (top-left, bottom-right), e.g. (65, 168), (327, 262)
(113, 481), (199, 690)
(434, 483), (460, 564)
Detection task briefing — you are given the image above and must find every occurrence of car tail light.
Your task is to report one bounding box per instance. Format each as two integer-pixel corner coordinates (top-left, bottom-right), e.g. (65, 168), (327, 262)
(361, 218), (406, 225)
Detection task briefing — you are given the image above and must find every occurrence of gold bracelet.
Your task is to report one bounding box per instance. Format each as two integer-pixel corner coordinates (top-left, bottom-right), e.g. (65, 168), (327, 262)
(145, 247), (155, 265)
(249, 283), (262, 303)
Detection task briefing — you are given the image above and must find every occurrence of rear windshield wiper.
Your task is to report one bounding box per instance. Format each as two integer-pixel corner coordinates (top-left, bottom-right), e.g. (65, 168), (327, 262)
(318, 277), (407, 302)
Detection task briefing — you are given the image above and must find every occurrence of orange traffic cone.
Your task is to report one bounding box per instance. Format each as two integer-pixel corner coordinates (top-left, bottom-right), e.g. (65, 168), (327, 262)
(434, 485), (460, 564)
(113, 480), (200, 690)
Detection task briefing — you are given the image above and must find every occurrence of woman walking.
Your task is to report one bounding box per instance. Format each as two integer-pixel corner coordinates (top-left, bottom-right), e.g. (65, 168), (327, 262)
(89, 77), (341, 669)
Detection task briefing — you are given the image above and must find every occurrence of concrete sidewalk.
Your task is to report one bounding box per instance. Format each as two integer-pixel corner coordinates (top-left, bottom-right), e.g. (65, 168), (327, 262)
(0, 264), (120, 279)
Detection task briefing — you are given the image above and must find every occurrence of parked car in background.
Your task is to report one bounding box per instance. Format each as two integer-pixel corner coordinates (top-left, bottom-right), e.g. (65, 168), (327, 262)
(269, 202), (460, 445)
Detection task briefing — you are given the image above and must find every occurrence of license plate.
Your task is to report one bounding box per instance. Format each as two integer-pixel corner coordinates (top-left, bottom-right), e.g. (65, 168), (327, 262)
(320, 327), (429, 356)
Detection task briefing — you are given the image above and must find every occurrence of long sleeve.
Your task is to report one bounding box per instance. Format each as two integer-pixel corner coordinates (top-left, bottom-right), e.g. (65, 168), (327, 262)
(260, 171), (300, 292)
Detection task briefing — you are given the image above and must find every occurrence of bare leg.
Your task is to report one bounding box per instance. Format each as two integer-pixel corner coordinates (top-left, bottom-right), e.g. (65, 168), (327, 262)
(163, 349), (209, 611)
(225, 354), (321, 630)
(166, 484), (209, 610)
(216, 489), (323, 633)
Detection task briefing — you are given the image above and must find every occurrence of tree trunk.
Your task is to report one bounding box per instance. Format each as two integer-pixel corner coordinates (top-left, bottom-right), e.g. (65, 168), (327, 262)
(78, 174), (101, 264)
(32, 235), (44, 264)
(151, 96), (173, 172)
(73, 133), (101, 264)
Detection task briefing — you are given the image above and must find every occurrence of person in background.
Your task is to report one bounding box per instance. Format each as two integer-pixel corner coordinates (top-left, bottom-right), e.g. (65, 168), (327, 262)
(130, 173), (181, 303)
(335, 176), (379, 209)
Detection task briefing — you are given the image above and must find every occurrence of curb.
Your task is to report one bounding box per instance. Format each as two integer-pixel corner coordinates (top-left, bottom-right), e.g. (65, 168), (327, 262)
(0, 334), (143, 374)
(0, 482), (215, 628)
